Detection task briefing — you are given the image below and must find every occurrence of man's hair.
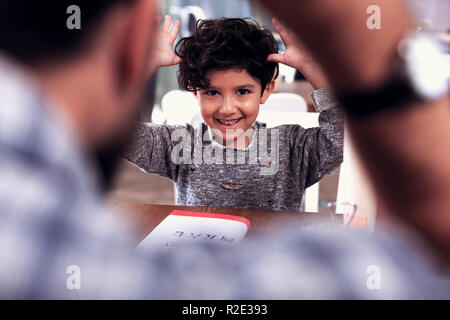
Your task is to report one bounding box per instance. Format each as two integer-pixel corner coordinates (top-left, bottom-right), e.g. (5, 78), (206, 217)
(0, 0), (134, 65)
(175, 18), (279, 93)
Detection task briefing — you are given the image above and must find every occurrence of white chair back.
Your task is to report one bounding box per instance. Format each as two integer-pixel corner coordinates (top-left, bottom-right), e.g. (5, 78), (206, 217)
(161, 90), (199, 125)
(256, 110), (318, 128)
(260, 92), (307, 112)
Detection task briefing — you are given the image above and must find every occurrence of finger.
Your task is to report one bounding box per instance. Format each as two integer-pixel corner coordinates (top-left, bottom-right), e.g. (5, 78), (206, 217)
(162, 15), (172, 32)
(169, 20), (180, 41)
(154, 15), (162, 30)
(267, 53), (285, 64)
(272, 18), (292, 46)
(272, 18), (291, 44)
(173, 56), (183, 65)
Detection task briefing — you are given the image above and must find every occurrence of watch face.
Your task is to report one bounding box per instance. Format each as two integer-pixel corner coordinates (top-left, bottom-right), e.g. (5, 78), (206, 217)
(400, 33), (449, 100)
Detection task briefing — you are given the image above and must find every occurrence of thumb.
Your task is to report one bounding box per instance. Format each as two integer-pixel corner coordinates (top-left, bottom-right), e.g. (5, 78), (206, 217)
(267, 53), (284, 64)
(173, 56), (183, 65)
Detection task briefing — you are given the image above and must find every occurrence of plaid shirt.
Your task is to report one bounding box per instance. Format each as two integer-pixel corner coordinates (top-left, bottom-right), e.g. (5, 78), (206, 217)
(0, 56), (448, 299)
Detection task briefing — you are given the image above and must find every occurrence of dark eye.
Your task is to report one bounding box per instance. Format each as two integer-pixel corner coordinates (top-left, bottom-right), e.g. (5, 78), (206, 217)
(237, 89), (250, 95)
(204, 90), (219, 96)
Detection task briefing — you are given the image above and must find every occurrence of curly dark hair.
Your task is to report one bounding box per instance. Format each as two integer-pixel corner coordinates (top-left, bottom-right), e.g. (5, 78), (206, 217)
(175, 18), (279, 94)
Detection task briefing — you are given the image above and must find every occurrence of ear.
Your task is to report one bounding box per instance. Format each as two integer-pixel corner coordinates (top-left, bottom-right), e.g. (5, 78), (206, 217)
(115, 0), (157, 95)
(260, 80), (275, 104)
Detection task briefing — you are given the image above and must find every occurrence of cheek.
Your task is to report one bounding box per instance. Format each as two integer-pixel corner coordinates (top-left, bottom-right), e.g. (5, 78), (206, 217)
(240, 96), (261, 117)
(198, 98), (217, 118)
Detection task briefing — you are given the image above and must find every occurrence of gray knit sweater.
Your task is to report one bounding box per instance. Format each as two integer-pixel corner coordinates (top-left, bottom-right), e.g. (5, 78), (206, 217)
(125, 88), (343, 211)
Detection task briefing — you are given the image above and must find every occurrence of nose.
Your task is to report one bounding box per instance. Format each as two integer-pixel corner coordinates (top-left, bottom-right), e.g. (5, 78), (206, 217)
(218, 94), (238, 115)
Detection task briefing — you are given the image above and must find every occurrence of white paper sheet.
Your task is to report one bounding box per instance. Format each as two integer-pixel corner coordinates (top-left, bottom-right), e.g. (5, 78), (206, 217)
(136, 210), (250, 251)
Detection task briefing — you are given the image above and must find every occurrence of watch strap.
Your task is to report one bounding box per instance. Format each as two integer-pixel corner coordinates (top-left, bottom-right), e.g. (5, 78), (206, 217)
(336, 73), (421, 118)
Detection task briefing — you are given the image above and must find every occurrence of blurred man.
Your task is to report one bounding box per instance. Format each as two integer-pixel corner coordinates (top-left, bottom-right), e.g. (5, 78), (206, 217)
(0, 0), (448, 299)
(0, 0), (159, 298)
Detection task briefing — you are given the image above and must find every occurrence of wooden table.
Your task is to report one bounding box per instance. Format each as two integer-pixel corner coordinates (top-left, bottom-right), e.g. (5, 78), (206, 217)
(110, 203), (343, 245)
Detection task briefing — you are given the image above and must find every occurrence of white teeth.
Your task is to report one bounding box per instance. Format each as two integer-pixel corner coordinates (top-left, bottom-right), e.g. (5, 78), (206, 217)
(217, 119), (240, 125)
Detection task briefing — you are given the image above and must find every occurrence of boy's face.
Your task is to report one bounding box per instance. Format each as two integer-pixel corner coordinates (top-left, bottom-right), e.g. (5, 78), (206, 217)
(194, 68), (273, 146)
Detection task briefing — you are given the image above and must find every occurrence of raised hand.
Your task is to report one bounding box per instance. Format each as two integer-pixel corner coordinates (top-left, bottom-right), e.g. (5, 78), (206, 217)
(148, 15), (182, 76)
(267, 18), (328, 89)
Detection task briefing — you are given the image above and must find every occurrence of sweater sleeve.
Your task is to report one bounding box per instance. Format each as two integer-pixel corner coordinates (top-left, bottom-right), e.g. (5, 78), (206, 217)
(290, 88), (344, 189)
(123, 123), (184, 181)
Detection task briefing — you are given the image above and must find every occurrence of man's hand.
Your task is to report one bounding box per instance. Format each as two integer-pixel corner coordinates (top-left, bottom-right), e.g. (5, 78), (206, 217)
(147, 15), (182, 77)
(257, 0), (413, 91)
(267, 18), (328, 89)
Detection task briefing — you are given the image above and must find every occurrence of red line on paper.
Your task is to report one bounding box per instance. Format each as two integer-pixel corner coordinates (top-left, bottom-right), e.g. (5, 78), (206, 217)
(170, 210), (251, 229)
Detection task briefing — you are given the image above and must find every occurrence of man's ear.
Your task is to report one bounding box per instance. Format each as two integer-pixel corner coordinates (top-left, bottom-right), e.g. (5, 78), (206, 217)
(115, 0), (156, 94)
(260, 80), (275, 104)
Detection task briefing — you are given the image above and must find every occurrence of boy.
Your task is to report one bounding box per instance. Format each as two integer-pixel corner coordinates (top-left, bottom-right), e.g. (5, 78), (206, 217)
(125, 16), (343, 211)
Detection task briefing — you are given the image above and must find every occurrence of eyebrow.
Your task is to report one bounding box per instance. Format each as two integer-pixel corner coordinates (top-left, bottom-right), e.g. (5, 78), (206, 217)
(208, 84), (256, 90)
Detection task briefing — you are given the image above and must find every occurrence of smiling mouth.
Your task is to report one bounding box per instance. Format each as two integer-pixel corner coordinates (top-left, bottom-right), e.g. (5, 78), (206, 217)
(215, 118), (242, 126)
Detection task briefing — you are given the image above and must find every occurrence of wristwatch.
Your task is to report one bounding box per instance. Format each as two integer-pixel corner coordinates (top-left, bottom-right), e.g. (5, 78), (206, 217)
(337, 31), (449, 118)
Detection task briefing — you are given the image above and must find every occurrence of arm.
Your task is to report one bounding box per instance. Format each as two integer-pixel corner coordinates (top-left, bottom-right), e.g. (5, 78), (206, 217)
(258, 0), (450, 263)
(124, 123), (179, 180)
(291, 88), (344, 188)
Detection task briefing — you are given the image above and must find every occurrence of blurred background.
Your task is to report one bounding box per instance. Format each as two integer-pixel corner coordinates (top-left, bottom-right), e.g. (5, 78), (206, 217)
(107, 0), (450, 214)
